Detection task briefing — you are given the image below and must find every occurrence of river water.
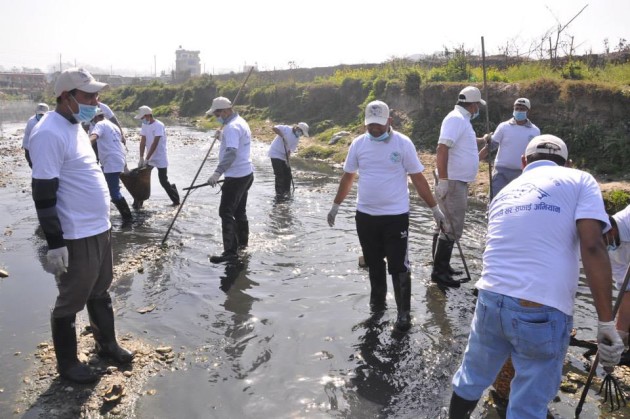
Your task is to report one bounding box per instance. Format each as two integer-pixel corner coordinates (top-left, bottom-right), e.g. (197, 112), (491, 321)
(0, 120), (615, 418)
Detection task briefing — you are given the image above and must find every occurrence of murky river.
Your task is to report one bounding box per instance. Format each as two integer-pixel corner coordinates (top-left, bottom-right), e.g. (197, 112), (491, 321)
(0, 119), (617, 418)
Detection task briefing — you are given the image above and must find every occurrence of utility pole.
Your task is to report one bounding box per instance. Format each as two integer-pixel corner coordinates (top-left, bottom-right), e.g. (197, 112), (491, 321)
(154, 55), (157, 77)
(59, 54), (62, 72)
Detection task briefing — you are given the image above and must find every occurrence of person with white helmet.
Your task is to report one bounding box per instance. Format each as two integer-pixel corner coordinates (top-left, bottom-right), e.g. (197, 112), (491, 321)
(89, 108), (132, 223)
(29, 68), (133, 384)
(205, 96), (255, 264)
(481, 97), (540, 199)
(22, 102), (49, 168)
(268, 121), (309, 198)
(134, 105), (180, 208)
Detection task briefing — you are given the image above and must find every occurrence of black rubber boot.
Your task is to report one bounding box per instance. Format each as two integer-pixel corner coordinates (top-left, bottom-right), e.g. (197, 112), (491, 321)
(448, 391), (479, 419)
(51, 314), (98, 384)
(167, 183), (180, 206)
(112, 197), (133, 223)
(86, 296), (134, 364)
(368, 262), (387, 312)
(392, 272), (412, 331)
(210, 222), (239, 263)
(237, 220), (249, 249)
(433, 233), (462, 275)
(431, 239), (460, 288)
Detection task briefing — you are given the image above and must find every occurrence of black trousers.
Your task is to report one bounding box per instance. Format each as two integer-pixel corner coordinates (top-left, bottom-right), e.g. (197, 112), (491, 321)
(355, 210), (410, 276)
(219, 173), (254, 254)
(270, 158), (292, 196)
(157, 167), (179, 204)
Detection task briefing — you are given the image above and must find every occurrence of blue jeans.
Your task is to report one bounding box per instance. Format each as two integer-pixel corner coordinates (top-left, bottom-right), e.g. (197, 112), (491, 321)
(104, 172), (122, 201)
(452, 289), (572, 419)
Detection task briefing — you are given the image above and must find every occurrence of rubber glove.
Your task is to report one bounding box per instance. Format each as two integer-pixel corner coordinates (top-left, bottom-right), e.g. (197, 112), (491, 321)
(138, 156), (145, 168)
(46, 247), (69, 275)
(597, 320), (625, 367)
(208, 171), (221, 187)
(327, 203), (340, 227)
(430, 205), (446, 230)
(436, 179), (449, 201)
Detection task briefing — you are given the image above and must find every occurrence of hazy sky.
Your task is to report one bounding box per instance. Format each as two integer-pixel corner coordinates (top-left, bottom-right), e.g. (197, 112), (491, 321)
(1, 0), (628, 75)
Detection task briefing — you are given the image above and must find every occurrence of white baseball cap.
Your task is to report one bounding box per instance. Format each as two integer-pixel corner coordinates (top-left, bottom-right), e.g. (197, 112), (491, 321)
(297, 122), (309, 136)
(364, 100), (390, 126)
(54, 68), (107, 98)
(525, 134), (568, 160)
(514, 98), (531, 109)
(458, 86), (486, 106)
(36, 103), (49, 115)
(206, 97), (233, 115)
(134, 105), (153, 119)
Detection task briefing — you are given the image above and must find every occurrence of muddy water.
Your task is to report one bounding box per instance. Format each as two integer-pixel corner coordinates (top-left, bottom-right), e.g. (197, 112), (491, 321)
(0, 121), (611, 418)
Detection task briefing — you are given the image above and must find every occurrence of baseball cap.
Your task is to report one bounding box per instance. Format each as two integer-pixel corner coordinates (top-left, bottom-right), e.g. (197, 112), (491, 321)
(364, 100), (390, 125)
(206, 97), (233, 115)
(514, 98), (531, 109)
(297, 122), (310, 136)
(458, 86), (486, 106)
(36, 103), (49, 115)
(525, 134), (568, 160)
(54, 68), (107, 98)
(134, 105), (153, 119)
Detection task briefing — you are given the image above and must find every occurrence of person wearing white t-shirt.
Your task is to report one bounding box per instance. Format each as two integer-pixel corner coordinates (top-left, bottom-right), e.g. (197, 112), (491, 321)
(449, 135), (623, 418)
(134, 105), (180, 208)
(22, 102), (49, 168)
(205, 97), (255, 263)
(482, 97), (540, 199)
(268, 122), (309, 198)
(29, 68), (133, 385)
(98, 101), (126, 144)
(327, 100), (445, 332)
(433, 86), (491, 288)
(603, 205), (630, 362)
(89, 109), (132, 223)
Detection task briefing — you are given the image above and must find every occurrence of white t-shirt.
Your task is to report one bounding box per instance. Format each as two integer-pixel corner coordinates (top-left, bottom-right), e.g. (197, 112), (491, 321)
(29, 112), (111, 240)
(91, 119), (126, 173)
(611, 205), (630, 289)
(23, 114), (43, 149)
(141, 119), (168, 168)
(268, 125), (299, 161)
(476, 160), (609, 316)
(492, 119), (540, 170)
(438, 105), (479, 182)
(343, 130), (424, 216)
(220, 114), (254, 178)
(98, 102), (115, 120)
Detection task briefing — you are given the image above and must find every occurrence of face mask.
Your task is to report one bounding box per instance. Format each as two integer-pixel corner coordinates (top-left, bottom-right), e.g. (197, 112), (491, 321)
(294, 129), (303, 138)
(513, 111), (527, 121)
(216, 116), (224, 125)
(36, 114), (43, 121)
(141, 118), (150, 125)
(471, 107), (480, 120)
(367, 131), (389, 142)
(69, 95), (99, 123)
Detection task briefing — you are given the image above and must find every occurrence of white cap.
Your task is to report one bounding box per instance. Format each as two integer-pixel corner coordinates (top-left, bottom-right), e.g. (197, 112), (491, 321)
(514, 97), (531, 109)
(134, 105), (153, 119)
(36, 103), (49, 115)
(364, 100), (390, 126)
(297, 122), (309, 136)
(525, 134), (568, 161)
(206, 96), (233, 115)
(54, 68), (107, 98)
(458, 86), (486, 106)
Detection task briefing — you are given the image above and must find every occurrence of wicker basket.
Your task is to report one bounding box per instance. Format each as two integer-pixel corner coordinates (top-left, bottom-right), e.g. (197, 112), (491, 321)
(492, 357), (514, 401)
(120, 166), (153, 201)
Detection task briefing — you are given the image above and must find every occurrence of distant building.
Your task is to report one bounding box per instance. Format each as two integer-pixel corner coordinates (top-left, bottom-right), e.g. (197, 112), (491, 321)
(175, 46), (201, 82)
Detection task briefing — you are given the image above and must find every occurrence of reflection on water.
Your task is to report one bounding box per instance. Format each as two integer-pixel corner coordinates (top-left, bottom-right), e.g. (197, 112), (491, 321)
(0, 123), (612, 418)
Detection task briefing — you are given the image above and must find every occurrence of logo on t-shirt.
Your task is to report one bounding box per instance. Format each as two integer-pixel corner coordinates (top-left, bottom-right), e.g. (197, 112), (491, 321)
(390, 152), (401, 163)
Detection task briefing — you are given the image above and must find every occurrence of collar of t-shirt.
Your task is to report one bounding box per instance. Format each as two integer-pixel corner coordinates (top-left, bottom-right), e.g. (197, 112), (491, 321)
(522, 159), (557, 174)
(223, 112), (238, 125)
(454, 105), (471, 119)
(509, 118), (533, 127)
(55, 109), (79, 124)
(614, 206), (630, 242)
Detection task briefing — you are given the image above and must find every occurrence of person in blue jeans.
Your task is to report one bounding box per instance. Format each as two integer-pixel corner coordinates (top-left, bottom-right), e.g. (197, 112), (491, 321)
(449, 134), (624, 418)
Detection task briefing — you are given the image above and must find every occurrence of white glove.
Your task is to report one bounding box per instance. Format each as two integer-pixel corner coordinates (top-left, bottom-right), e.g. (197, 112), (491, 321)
(138, 156), (145, 168)
(597, 321), (625, 367)
(328, 203), (340, 227)
(436, 179), (449, 201)
(208, 171), (221, 187)
(430, 205), (446, 230)
(46, 247), (69, 275)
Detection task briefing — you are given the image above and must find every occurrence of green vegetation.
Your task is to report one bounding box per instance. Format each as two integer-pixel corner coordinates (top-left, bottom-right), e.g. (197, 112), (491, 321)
(603, 190), (630, 214)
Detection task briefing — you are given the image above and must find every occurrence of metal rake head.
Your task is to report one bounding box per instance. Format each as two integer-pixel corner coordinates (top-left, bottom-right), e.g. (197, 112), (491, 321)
(597, 369), (627, 412)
